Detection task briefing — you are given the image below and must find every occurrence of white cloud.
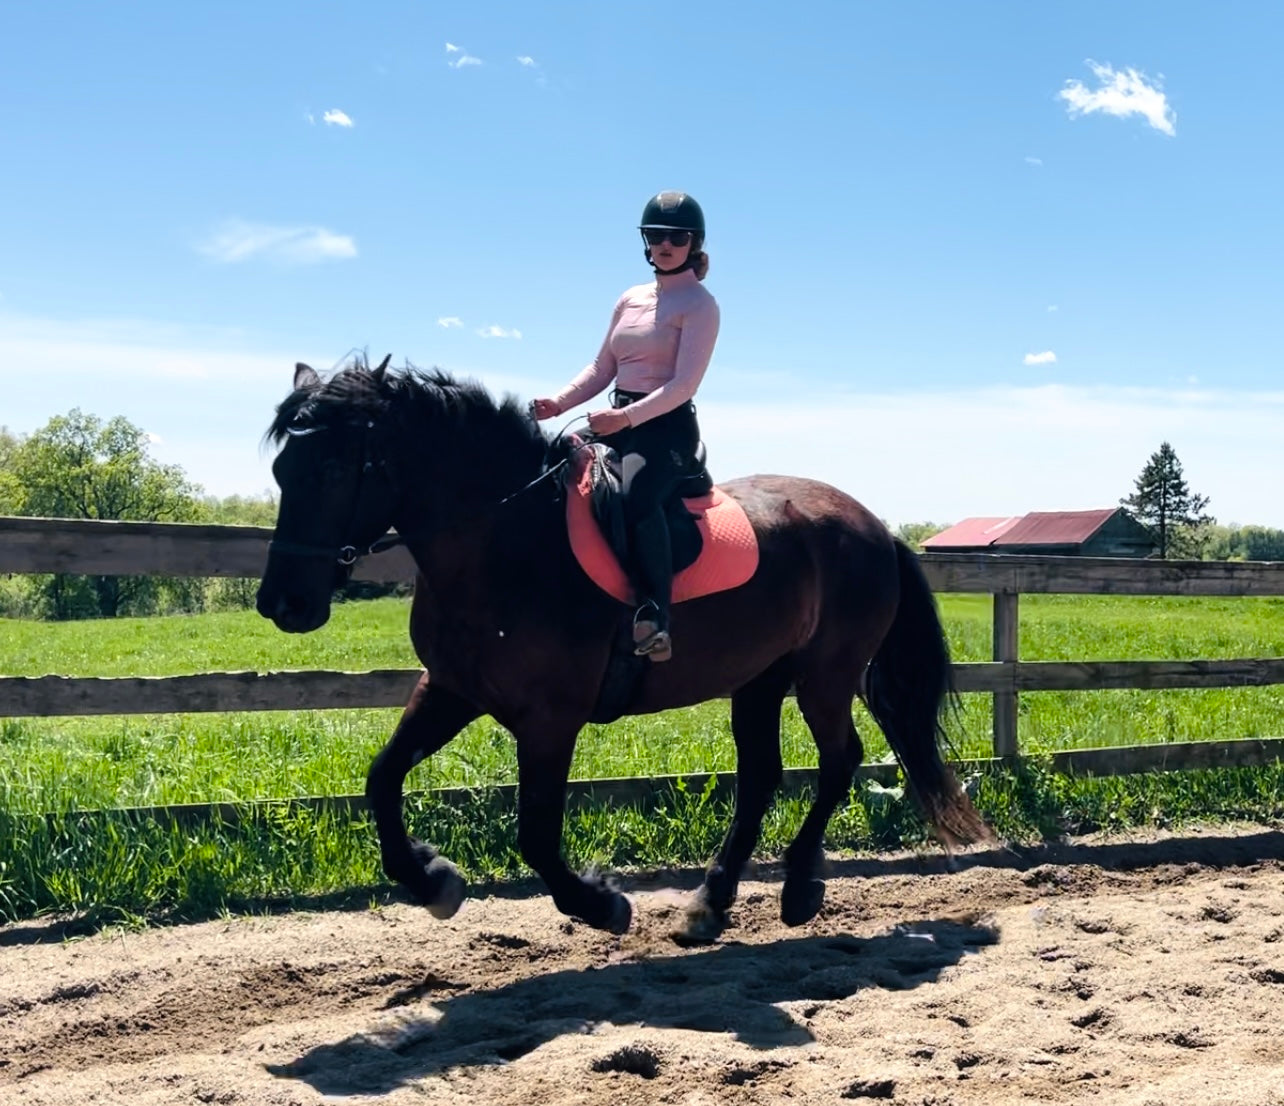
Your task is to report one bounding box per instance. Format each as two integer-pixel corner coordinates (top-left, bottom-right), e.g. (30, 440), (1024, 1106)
(517, 56), (536, 67)
(146, 431), (164, 445)
(445, 42), (481, 67)
(1023, 350), (1058, 366)
(1059, 61), (1176, 136)
(305, 111), (316, 125)
(477, 325), (522, 339)
(1025, 156), (1043, 166)
(322, 109), (354, 128)
(1047, 305), (1059, 312)
(437, 316), (464, 328)
(197, 219), (357, 265)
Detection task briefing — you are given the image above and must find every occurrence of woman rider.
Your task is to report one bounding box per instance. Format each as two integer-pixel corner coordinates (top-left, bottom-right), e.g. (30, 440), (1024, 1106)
(531, 191), (720, 662)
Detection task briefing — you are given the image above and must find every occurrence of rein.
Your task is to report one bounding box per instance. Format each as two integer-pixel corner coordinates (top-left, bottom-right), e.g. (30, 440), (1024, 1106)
(499, 458), (569, 505)
(498, 413), (592, 504)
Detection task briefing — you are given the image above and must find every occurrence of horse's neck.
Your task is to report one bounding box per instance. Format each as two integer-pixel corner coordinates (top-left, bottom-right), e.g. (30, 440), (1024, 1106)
(393, 442), (559, 589)
(398, 493), (570, 637)
(410, 410), (546, 507)
(391, 410), (565, 600)
(401, 523), (486, 597)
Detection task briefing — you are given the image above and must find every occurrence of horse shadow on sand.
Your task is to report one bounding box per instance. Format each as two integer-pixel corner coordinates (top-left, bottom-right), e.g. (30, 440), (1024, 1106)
(267, 915), (998, 1097)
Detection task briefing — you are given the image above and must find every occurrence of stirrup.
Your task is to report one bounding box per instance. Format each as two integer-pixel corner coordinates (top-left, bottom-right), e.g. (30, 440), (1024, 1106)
(632, 602), (672, 663)
(633, 628), (672, 662)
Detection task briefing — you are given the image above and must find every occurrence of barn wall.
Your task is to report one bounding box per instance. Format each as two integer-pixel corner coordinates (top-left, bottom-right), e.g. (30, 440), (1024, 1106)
(1082, 513), (1157, 558)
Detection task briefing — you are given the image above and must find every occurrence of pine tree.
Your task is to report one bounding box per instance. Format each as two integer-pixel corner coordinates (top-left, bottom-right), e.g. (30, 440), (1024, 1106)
(1120, 442), (1213, 559)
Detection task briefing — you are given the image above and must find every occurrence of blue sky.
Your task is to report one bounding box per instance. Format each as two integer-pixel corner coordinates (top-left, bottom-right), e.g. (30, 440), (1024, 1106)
(2, 1), (1282, 525)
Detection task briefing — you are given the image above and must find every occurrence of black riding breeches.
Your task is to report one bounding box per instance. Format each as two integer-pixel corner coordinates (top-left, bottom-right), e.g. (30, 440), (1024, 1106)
(604, 392), (701, 531)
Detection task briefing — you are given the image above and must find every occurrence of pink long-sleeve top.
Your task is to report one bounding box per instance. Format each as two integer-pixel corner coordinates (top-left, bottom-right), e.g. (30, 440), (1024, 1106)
(553, 268), (720, 427)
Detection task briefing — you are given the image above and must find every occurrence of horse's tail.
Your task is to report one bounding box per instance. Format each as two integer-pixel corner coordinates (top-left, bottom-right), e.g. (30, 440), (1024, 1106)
(864, 539), (993, 848)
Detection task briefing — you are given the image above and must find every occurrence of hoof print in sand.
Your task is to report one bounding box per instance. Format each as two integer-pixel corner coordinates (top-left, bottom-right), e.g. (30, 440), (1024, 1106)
(841, 1076), (896, 1099)
(591, 1044), (661, 1079)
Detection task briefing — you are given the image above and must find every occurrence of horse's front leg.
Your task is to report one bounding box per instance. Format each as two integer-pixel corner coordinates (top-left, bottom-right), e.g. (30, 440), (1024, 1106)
(515, 730), (633, 934)
(365, 674), (480, 917)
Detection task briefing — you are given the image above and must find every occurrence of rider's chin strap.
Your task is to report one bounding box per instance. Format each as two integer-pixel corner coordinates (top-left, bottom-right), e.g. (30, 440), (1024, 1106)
(652, 257), (695, 276)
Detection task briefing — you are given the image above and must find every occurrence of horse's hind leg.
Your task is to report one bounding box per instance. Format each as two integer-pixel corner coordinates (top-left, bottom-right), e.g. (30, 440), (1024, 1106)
(681, 659), (793, 943)
(781, 676), (865, 926)
(365, 674), (480, 918)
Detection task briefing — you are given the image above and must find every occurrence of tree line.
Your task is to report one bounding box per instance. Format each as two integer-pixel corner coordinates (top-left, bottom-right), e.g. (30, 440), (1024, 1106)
(0, 411), (282, 620)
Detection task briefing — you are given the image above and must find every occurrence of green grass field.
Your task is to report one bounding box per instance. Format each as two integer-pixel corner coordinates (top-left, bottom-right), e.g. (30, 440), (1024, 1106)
(2, 593), (1283, 925)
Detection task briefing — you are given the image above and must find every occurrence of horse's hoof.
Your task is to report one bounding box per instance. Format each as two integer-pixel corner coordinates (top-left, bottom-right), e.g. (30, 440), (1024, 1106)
(575, 868), (632, 934)
(390, 846), (465, 918)
(780, 877), (825, 927)
(674, 900), (728, 946)
(424, 857), (466, 919)
(603, 892), (633, 935)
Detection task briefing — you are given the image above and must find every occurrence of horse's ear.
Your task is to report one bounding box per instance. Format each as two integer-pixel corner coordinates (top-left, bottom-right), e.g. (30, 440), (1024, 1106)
(294, 362), (321, 391)
(372, 354), (392, 382)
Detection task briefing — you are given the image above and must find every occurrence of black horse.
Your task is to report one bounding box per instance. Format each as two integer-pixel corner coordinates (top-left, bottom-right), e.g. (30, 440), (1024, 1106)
(256, 358), (990, 941)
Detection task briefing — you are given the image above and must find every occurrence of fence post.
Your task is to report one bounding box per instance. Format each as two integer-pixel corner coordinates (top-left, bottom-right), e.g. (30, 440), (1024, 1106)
(992, 590), (1019, 757)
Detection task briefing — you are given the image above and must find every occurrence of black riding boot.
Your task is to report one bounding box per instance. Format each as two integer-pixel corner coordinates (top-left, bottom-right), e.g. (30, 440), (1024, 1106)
(630, 512), (674, 662)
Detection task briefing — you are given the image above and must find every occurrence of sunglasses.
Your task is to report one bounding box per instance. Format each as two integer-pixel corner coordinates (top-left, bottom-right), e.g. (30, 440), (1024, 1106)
(641, 228), (694, 247)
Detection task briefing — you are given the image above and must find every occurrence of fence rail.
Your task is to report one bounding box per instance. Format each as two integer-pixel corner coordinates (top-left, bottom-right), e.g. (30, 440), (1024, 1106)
(5, 515), (1284, 593)
(5, 659), (1284, 719)
(0, 516), (418, 582)
(3, 515), (1284, 784)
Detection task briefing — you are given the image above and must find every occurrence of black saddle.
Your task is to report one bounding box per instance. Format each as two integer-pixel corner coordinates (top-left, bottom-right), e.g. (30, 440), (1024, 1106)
(580, 439), (713, 578)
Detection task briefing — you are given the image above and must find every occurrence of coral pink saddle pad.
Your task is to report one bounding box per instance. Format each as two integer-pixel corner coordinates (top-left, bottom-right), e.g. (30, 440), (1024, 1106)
(565, 449), (759, 604)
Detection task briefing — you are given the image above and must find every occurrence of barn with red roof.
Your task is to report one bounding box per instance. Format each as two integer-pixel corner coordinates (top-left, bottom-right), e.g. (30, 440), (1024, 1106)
(922, 508), (1156, 557)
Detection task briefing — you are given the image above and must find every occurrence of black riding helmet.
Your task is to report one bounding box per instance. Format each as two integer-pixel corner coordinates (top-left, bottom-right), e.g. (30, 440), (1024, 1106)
(639, 191), (705, 271)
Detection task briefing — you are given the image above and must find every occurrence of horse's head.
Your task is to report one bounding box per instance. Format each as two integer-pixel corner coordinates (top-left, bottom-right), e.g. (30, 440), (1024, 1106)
(256, 357), (401, 633)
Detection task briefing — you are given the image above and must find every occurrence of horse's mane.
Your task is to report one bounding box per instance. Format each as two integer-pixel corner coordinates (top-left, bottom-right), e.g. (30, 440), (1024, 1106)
(266, 356), (549, 462)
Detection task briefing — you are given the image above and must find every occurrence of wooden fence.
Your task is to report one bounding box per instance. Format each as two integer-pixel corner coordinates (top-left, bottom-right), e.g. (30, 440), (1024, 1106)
(3, 515), (1284, 813)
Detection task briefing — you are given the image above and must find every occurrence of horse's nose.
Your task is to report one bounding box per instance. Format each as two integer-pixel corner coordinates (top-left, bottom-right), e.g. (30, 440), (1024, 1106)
(257, 584), (327, 633)
(255, 584), (283, 621)
(256, 585), (304, 626)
